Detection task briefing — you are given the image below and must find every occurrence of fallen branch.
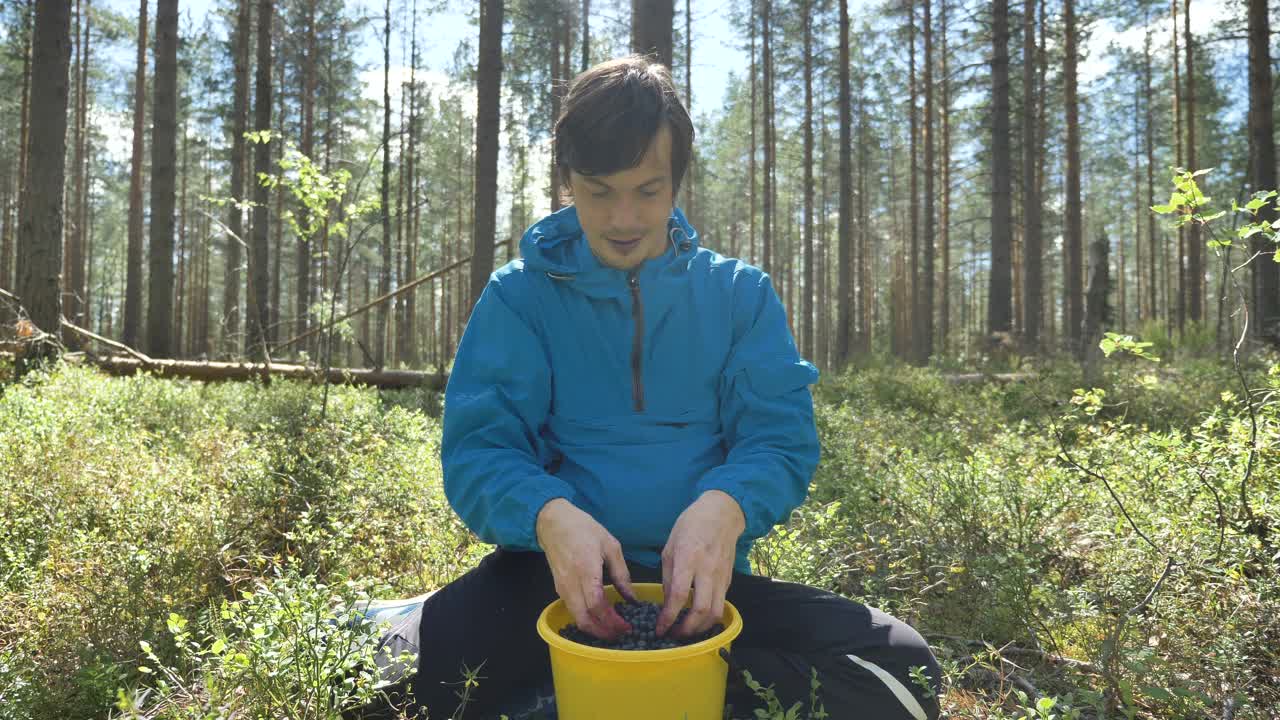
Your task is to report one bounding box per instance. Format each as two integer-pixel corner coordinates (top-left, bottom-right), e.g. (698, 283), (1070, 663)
(925, 633), (1100, 674)
(0, 352), (445, 390)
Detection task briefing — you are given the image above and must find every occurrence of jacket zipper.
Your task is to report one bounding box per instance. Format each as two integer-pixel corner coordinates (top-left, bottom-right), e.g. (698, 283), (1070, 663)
(628, 271), (645, 412)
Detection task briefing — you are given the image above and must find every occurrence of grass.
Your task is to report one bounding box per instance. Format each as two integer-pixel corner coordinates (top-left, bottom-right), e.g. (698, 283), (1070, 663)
(0, 348), (1277, 719)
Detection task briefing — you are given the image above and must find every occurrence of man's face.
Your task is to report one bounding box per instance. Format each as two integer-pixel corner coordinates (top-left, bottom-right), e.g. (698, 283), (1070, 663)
(569, 124), (675, 271)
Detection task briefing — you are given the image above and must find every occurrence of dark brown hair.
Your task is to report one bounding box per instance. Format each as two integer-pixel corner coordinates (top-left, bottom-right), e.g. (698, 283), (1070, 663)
(553, 55), (694, 198)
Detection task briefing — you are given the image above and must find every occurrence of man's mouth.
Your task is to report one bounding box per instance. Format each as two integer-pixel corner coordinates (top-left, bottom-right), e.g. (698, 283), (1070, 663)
(608, 236), (642, 251)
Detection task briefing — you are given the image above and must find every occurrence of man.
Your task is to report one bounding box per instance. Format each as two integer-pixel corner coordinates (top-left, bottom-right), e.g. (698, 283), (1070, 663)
(402, 56), (942, 720)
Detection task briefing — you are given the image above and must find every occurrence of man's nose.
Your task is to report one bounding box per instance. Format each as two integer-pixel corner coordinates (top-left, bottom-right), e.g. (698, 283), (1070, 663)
(608, 197), (642, 231)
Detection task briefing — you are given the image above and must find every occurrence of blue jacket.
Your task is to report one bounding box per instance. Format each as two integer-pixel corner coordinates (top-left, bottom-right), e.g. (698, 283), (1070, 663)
(441, 206), (820, 574)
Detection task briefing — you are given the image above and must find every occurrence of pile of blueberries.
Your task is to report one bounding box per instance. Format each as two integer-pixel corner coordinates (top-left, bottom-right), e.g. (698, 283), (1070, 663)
(557, 599), (726, 651)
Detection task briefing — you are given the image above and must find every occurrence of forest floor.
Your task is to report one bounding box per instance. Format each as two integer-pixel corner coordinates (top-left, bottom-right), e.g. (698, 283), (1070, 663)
(1, 346), (1277, 720)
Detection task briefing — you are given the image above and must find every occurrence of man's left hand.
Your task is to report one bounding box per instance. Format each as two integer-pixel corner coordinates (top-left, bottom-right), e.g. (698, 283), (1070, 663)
(656, 489), (746, 638)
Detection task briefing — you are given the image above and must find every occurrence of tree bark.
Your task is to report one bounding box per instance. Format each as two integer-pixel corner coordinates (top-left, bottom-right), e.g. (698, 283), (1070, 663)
(124, 0), (147, 348)
(146, 0), (177, 359)
(988, 0), (1013, 335)
(939, 0), (951, 352)
(581, 0), (590, 71)
(835, 0), (852, 367)
(471, 0), (504, 315)
(907, 0), (919, 361)
(223, 0), (250, 356)
(4, 0), (35, 293)
(761, 0), (773, 275)
(1248, 0), (1278, 337)
(1020, 0), (1041, 349)
(16, 0), (72, 345)
(247, 0), (273, 360)
(376, 0), (391, 368)
(1063, 0), (1082, 355)
(631, 0), (673, 67)
(1144, 29), (1158, 324)
(921, 0), (935, 362)
(550, 3), (563, 212)
(1082, 233), (1110, 386)
(1183, 0), (1200, 324)
(801, 0), (814, 361)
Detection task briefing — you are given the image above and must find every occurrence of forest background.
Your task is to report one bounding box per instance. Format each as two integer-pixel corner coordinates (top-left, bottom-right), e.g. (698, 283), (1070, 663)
(1, 0), (1279, 718)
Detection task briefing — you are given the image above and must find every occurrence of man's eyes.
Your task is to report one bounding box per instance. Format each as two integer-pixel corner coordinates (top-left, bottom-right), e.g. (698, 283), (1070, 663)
(591, 189), (659, 198)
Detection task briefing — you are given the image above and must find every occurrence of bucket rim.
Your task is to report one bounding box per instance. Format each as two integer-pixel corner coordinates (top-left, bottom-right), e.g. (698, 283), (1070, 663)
(535, 582), (743, 663)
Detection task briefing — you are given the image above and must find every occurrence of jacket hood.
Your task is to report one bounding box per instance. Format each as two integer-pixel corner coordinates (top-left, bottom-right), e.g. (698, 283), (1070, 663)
(519, 205), (701, 298)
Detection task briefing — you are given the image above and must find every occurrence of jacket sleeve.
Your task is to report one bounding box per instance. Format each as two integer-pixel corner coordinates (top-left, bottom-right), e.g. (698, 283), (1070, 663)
(441, 274), (578, 551)
(694, 269), (821, 543)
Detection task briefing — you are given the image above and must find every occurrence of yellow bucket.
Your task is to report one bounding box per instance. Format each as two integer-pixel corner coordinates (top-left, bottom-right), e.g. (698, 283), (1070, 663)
(535, 582), (743, 720)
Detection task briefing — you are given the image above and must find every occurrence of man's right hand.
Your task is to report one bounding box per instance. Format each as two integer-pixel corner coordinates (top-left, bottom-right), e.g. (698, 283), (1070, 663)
(536, 498), (638, 640)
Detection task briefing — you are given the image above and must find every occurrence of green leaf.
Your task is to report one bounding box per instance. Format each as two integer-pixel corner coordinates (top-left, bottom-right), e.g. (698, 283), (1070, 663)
(1199, 210), (1226, 222)
(1141, 686), (1174, 701)
(1151, 204), (1175, 214)
(210, 638), (226, 655)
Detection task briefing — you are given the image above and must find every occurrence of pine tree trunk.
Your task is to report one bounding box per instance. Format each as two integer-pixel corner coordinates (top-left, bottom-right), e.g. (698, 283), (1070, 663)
(1183, 0), (1200, 324)
(581, 0), (590, 71)
(748, 4), (757, 266)
(270, 50), (284, 345)
(1144, 29), (1158, 325)
(471, 0), (504, 314)
(295, 0), (316, 346)
(146, 0), (177, 359)
(835, 0), (852, 367)
(761, 0), (773, 275)
(1020, 0), (1041, 349)
(16, 0), (72, 344)
(550, 5), (562, 213)
(5, 1), (34, 293)
(921, 0), (935, 362)
(1248, 0), (1278, 337)
(939, 0), (951, 352)
(247, 0), (273, 360)
(1063, 0), (1082, 355)
(801, 0), (814, 361)
(376, 0), (391, 368)
(124, 0), (147, 348)
(631, 0), (673, 67)
(988, 0), (1013, 335)
(223, 0), (249, 356)
(907, 0), (919, 361)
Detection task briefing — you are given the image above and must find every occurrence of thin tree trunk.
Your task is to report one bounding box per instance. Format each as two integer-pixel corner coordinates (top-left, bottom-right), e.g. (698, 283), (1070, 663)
(761, 0), (773, 274)
(223, 0), (249, 356)
(921, 0), (935, 361)
(377, 0), (391, 368)
(939, 0), (951, 352)
(835, 0), (851, 367)
(801, 0), (814, 360)
(1247, 0), (1277, 336)
(1063, 0), (1082, 355)
(988, 0), (1013, 335)
(1172, 0), (1185, 335)
(550, 4), (562, 212)
(270, 48), (284, 344)
(471, 0), (504, 313)
(16, 0), (72, 344)
(907, 0), (919, 361)
(748, 3), (757, 266)
(124, 0), (147, 347)
(1144, 28), (1158, 323)
(581, 0), (590, 71)
(631, 0), (674, 67)
(146, 0), (177, 359)
(296, 0), (316, 345)
(1020, 0), (1041, 349)
(247, 0), (273, 360)
(1183, 0), (1200, 324)
(5, 0), (35, 293)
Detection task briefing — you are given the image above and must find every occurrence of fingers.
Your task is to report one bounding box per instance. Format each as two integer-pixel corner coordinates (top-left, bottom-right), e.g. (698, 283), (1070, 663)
(657, 553), (693, 637)
(603, 538), (639, 605)
(582, 573), (630, 639)
(672, 570), (725, 637)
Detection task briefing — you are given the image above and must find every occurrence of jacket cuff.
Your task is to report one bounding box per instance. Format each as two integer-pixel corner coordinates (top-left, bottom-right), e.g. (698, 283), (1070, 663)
(694, 472), (764, 540)
(521, 480), (580, 551)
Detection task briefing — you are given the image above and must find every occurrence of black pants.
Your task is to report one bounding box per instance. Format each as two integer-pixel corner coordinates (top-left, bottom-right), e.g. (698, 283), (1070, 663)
(404, 548), (941, 720)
